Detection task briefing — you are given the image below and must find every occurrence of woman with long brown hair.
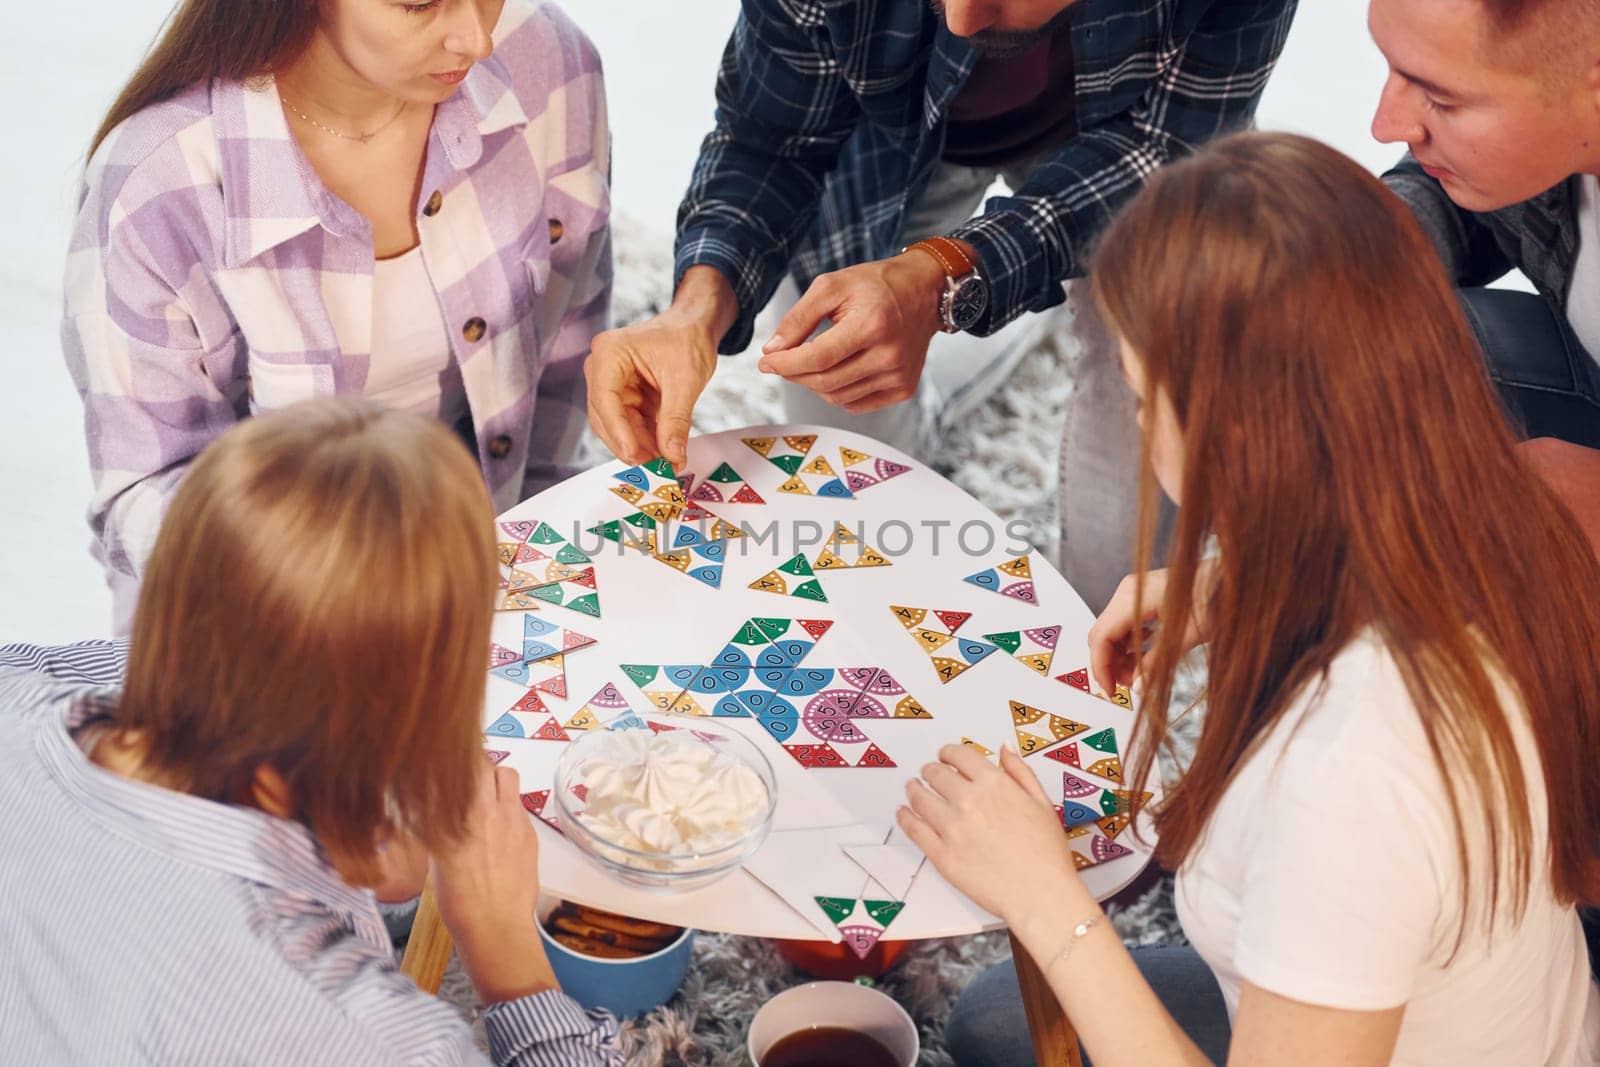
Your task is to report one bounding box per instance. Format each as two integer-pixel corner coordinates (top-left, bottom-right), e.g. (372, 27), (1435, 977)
(0, 399), (619, 1063)
(902, 132), (1600, 1065)
(63, 0), (609, 633)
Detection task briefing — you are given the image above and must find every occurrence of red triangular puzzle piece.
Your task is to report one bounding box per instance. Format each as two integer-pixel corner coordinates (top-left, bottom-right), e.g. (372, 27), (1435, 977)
(798, 619), (833, 641)
(1059, 668), (1090, 692)
(934, 610), (971, 633)
(532, 717), (570, 742)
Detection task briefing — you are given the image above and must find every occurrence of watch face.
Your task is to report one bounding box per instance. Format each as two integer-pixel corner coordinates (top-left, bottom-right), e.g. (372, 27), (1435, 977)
(948, 275), (988, 331)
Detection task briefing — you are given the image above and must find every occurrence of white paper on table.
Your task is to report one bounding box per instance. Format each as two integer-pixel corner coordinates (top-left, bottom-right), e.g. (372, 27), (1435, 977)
(842, 843), (927, 902)
(743, 824), (887, 940)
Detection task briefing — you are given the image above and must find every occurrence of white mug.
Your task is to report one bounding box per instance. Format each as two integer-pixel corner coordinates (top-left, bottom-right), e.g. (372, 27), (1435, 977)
(747, 981), (920, 1066)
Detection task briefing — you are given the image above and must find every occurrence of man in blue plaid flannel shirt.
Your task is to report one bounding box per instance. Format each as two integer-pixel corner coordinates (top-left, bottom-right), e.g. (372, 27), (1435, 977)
(586, 0), (1296, 605)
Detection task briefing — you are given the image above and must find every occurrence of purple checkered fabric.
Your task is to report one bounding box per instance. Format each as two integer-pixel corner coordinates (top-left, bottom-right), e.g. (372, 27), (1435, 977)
(62, 0), (610, 593)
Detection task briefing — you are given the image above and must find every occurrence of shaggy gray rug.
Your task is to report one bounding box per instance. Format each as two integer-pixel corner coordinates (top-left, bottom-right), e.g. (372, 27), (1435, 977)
(430, 218), (1197, 1064)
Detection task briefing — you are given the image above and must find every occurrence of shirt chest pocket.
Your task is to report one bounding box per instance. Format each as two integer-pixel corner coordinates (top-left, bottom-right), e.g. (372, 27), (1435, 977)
(246, 358), (336, 415)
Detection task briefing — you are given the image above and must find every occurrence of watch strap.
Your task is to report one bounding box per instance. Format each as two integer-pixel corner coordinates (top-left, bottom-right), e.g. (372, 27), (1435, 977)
(904, 236), (976, 279)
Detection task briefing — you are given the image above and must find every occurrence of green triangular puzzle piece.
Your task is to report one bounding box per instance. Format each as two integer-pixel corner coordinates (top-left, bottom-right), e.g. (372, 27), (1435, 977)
(622, 512), (658, 530)
(792, 579), (828, 603)
(770, 454), (804, 476)
(863, 899), (904, 927)
(753, 618), (791, 642)
(777, 552), (813, 577)
(736, 620), (772, 646)
(708, 461), (741, 483)
(620, 664), (661, 689)
(983, 630), (1022, 654)
(588, 519), (623, 543)
(530, 583), (565, 605)
(567, 593), (601, 618)
(555, 543), (590, 565)
(529, 522), (564, 545)
(643, 456), (676, 480)
(815, 896), (856, 925)
(1099, 790), (1122, 817)
(1083, 728), (1118, 754)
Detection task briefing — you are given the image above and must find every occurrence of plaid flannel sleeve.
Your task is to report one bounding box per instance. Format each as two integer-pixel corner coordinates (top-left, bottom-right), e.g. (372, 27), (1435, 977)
(952, 0), (1298, 335)
(673, 0), (863, 353)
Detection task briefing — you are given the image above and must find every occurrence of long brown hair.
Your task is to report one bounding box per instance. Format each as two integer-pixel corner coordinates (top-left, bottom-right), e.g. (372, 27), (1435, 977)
(1093, 131), (1600, 920)
(89, 0), (316, 159)
(119, 400), (498, 884)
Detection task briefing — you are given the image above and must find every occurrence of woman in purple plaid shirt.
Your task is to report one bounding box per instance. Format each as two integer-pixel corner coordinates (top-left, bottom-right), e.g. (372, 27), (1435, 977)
(62, 0), (610, 633)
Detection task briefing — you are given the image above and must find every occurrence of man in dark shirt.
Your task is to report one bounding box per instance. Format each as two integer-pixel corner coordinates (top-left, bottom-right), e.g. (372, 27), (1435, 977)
(584, 0), (1297, 608)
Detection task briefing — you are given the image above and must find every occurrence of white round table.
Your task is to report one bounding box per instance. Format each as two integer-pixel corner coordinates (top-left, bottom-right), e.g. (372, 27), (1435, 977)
(484, 425), (1155, 949)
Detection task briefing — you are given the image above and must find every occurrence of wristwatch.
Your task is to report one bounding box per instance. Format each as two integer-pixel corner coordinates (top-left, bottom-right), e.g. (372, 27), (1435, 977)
(904, 235), (988, 334)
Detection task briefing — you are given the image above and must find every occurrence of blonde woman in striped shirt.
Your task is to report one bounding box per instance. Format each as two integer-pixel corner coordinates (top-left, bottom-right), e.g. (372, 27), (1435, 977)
(0, 400), (620, 1064)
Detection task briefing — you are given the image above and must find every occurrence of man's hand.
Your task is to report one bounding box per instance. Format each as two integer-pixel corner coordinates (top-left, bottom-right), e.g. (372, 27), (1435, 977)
(1520, 437), (1600, 560)
(757, 250), (948, 413)
(585, 266), (736, 470)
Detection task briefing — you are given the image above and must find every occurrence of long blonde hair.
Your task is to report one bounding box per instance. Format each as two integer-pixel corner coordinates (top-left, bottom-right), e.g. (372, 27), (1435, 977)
(119, 400), (497, 882)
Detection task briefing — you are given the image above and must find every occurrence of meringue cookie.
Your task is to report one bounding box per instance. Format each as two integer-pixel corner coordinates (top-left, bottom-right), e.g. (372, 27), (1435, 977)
(573, 729), (769, 860)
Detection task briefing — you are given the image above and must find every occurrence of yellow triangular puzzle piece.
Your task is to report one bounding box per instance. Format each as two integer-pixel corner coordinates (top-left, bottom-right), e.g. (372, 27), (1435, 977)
(777, 476), (811, 496)
(783, 434), (817, 454)
(1015, 729), (1050, 755)
(1085, 757), (1123, 782)
(799, 455), (836, 477)
(638, 501), (684, 522)
(497, 543), (523, 566)
(813, 548), (849, 571)
(611, 484), (645, 504)
(890, 605), (926, 629)
(652, 550), (692, 572)
(839, 446), (870, 466)
(894, 696), (931, 719)
(960, 737), (993, 756)
(1009, 700), (1045, 725)
(1018, 652), (1053, 675)
(998, 555), (1033, 579)
(830, 522), (861, 545)
(564, 707), (598, 731)
(742, 436), (776, 456)
(932, 656), (970, 683)
(855, 545), (890, 567)
(1048, 715), (1089, 741)
(914, 628), (954, 652)
(749, 570), (788, 594)
(506, 568), (541, 593)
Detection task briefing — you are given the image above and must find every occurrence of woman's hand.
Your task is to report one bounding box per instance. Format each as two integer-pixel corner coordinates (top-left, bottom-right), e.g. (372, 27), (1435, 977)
(432, 763), (557, 1004)
(1087, 563), (1214, 697)
(897, 744), (1087, 923)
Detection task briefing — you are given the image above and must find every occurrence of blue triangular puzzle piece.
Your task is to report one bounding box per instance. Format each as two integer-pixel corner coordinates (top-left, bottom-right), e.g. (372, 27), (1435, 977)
(688, 563), (724, 588)
(490, 661), (531, 685)
(964, 568), (1002, 592)
(1060, 801), (1100, 827)
(484, 711), (527, 738)
(816, 478), (853, 499)
(523, 615), (560, 638)
(956, 638), (998, 665)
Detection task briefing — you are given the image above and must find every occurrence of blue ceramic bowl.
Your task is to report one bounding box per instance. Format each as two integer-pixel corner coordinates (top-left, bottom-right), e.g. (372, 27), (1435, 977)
(538, 904), (695, 1018)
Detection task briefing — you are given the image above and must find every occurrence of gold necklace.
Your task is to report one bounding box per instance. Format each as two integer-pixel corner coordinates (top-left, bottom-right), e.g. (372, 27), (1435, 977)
(279, 92), (407, 145)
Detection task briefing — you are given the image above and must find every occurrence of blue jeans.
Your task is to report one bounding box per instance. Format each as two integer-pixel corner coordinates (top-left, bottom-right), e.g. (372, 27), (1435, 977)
(1460, 287), (1600, 449)
(943, 946), (1231, 1066)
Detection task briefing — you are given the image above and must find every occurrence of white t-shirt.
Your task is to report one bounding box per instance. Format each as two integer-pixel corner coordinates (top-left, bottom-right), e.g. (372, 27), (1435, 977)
(1566, 175), (1600, 365)
(364, 246), (467, 423)
(1175, 632), (1600, 1065)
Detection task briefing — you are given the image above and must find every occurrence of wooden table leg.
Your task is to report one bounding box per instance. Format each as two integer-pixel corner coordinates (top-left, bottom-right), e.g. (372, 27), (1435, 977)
(1010, 930), (1082, 1067)
(399, 879), (454, 996)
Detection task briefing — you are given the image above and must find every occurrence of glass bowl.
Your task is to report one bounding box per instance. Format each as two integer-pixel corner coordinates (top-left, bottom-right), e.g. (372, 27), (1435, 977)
(552, 712), (777, 891)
